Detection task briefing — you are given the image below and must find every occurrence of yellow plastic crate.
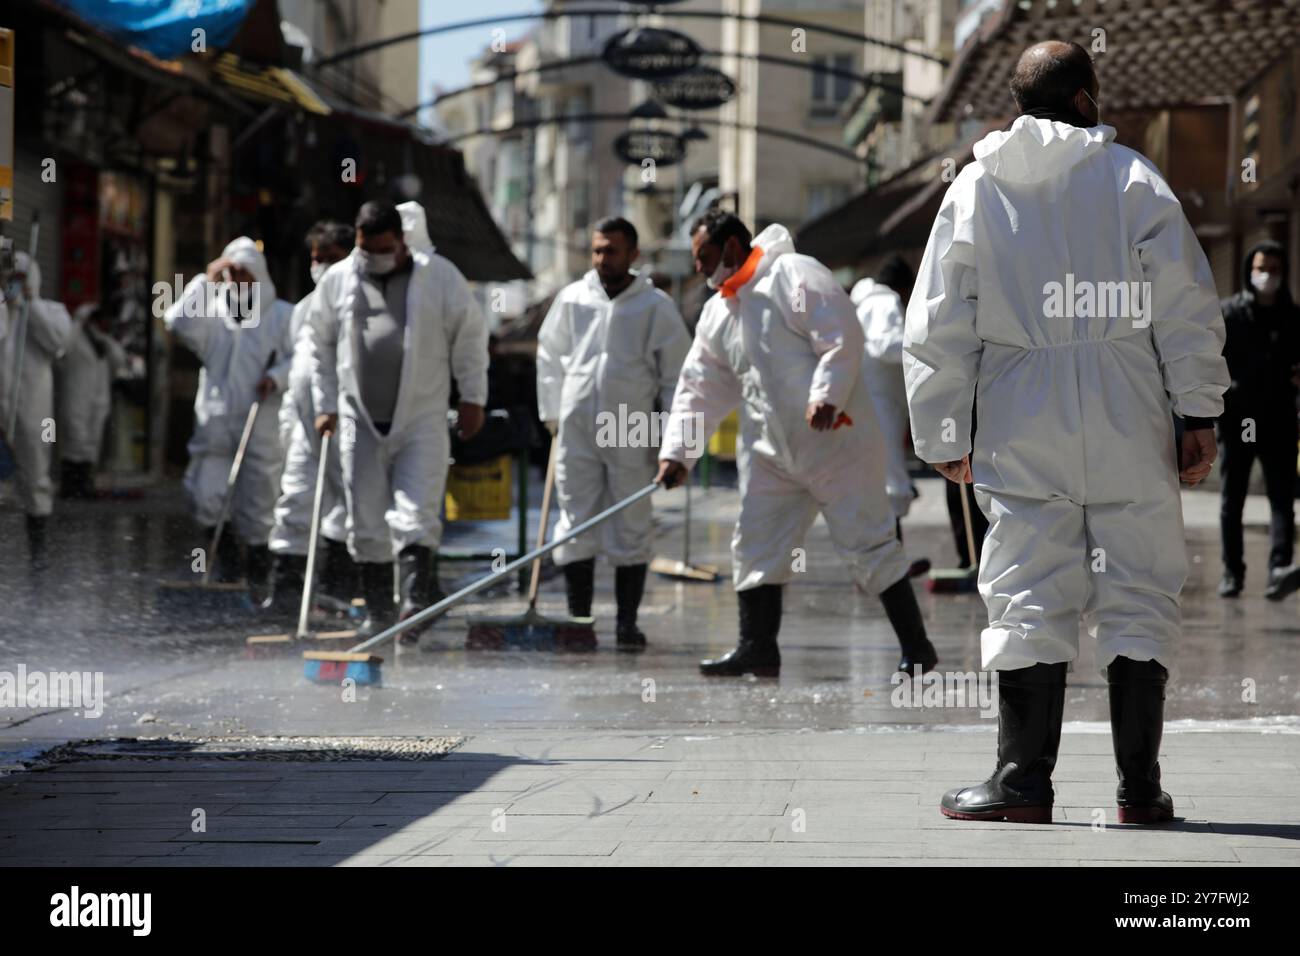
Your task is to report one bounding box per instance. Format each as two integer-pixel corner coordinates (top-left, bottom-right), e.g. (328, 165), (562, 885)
(445, 454), (512, 521)
(708, 410), (740, 459)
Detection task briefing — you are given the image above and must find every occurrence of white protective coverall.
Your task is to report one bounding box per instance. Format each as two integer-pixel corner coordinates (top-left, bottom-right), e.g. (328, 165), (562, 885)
(58, 304), (129, 464)
(904, 116), (1229, 677)
(537, 270), (691, 566)
(1, 254), (73, 515)
(398, 202), (434, 254)
(661, 225), (910, 593)
(270, 205), (433, 556)
(164, 238), (295, 545)
(851, 277), (914, 518)
(309, 248), (489, 563)
(269, 291), (348, 554)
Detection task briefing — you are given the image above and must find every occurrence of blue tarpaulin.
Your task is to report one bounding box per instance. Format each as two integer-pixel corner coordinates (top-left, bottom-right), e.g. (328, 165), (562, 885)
(56, 0), (256, 59)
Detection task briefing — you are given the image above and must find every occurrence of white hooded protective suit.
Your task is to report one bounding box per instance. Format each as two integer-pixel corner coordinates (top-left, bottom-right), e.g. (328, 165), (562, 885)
(269, 292), (348, 554)
(164, 237), (295, 544)
(904, 116), (1230, 677)
(661, 224), (910, 593)
(58, 304), (128, 464)
(309, 248), (488, 563)
(537, 270), (690, 566)
(851, 277), (913, 518)
(398, 202), (434, 255)
(1, 253), (72, 515)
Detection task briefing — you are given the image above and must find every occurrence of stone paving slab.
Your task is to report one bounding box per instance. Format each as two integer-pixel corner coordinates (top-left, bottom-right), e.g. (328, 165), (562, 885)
(3, 728), (1299, 866)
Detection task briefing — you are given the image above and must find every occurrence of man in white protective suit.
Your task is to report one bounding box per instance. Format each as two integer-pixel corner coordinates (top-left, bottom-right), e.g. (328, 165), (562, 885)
(0, 252), (72, 568)
(850, 255), (930, 577)
(905, 41), (1229, 825)
(656, 210), (938, 678)
(310, 200), (488, 642)
(264, 221), (354, 618)
(536, 217), (691, 650)
(164, 237), (296, 602)
(57, 304), (129, 499)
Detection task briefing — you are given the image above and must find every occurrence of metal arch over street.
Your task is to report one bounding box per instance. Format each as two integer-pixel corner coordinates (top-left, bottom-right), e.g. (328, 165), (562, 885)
(315, 8), (951, 71)
(400, 49), (922, 120)
(441, 111), (866, 163)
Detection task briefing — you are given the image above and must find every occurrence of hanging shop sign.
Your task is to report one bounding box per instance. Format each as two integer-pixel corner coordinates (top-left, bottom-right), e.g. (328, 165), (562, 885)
(614, 130), (685, 168)
(602, 27), (700, 81)
(653, 66), (736, 110)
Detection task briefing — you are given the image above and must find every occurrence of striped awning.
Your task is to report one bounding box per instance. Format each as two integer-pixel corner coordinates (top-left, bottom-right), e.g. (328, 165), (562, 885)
(930, 0), (1300, 123)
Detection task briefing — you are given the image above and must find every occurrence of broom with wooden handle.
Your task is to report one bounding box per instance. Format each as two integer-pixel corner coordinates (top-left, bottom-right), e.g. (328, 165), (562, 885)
(463, 434), (597, 650)
(926, 476), (979, 594)
(246, 432), (356, 651)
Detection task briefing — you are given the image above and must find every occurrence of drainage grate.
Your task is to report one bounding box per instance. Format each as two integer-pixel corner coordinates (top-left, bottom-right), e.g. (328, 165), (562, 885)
(30, 735), (464, 766)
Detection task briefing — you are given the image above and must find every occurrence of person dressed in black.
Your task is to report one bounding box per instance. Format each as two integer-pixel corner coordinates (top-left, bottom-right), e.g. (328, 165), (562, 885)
(1218, 239), (1300, 600)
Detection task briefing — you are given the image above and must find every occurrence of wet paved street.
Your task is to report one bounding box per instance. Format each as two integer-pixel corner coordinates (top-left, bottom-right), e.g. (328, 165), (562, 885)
(1, 475), (1297, 737)
(1, 474), (1298, 865)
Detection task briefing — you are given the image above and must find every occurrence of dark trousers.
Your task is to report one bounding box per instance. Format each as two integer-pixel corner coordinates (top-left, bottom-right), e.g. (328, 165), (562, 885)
(1219, 421), (1297, 574)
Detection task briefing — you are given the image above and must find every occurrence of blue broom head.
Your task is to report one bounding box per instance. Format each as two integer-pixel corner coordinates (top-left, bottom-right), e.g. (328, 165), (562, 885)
(303, 657), (382, 687)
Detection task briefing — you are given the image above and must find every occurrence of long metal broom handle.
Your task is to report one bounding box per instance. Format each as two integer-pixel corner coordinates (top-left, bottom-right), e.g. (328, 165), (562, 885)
(344, 481), (662, 655)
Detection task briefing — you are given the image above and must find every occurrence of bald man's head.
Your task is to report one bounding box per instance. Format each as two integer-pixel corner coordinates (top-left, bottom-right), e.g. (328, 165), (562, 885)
(1010, 40), (1098, 122)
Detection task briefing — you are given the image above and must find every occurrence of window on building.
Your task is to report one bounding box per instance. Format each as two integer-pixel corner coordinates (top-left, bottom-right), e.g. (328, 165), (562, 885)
(811, 53), (856, 119)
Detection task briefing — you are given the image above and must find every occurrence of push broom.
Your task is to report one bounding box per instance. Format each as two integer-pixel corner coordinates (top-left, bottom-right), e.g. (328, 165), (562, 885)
(464, 434), (596, 651)
(303, 480), (662, 686)
(926, 477), (980, 594)
(650, 470), (720, 583)
(156, 400), (264, 610)
(245, 432), (356, 655)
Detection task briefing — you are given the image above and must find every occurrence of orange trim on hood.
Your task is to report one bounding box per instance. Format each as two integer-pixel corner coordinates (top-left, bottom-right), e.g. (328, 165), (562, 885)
(719, 245), (765, 299)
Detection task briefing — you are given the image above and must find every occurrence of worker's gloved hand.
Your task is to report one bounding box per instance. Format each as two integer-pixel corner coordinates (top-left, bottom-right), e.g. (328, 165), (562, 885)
(806, 401), (838, 431)
(655, 458), (687, 489)
(1179, 428), (1217, 486)
(205, 256), (235, 282)
(315, 412), (337, 438)
(256, 375), (277, 401)
(936, 455), (972, 484)
(456, 402), (485, 441)
(544, 420), (558, 436)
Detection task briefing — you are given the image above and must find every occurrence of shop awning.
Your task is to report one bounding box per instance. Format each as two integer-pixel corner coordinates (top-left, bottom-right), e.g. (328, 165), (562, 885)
(212, 52), (330, 115)
(50, 0), (257, 60)
(930, 0), (1300, 124)
(796, 132), (986, 269)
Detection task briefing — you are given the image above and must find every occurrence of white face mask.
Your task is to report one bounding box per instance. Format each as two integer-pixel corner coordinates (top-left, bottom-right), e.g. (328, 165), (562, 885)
(310, 261), (327, 286)
(358, 249), (398, 276)
(1251, 271), (1282, 295)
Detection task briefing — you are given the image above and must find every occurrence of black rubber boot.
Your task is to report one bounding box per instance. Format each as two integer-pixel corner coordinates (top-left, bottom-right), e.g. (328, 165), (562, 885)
(396, 544), (441, 645)
(700, 584), (782, 677)
(1107, 656), (1175, 824)
(614, 563), (648, 652)
(60, 461), (80, 499)
(245, 544), (274, 608)
(879, 575), (938, 675)
(262, 553), (307, 621)
(77, 462), (95, 498)
(563, 558), (596, 618)
(355, 561), (397, 640)
(319, 537), (359, 606)
(26, 514), (49, 570)
(205, 526), (243, 583)
(940, 662), (1067, 823)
